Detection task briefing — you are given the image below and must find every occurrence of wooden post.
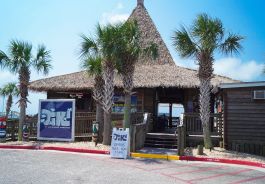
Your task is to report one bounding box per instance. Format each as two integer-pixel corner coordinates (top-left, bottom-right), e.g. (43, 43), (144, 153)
(177, 126), (185, 156)
(130, 125), (136, 152)
(197, 145), (204, 155)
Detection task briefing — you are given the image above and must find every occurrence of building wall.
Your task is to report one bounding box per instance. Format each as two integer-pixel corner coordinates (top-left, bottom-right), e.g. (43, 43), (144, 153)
(47, 91), (93, 112)
(224, 87), (265, 156)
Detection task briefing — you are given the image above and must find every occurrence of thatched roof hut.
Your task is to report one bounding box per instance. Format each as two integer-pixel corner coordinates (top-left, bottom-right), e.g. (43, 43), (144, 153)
(29, 0), (237, 92)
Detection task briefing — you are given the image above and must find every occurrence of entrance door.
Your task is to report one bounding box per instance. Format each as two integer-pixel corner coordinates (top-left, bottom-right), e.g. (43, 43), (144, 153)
(172, 104), (185, 127)
(157, 103), (170, 130)
(157, 103), (184, 131)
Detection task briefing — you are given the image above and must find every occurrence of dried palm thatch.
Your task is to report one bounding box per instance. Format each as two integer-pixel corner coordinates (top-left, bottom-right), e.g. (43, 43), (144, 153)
(29, 64), (238, 92)
(128, 1), (175, 65)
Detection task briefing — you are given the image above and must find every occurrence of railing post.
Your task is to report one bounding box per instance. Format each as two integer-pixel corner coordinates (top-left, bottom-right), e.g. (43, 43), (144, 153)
(177, 114), (185, 156)
(177, 126), (185, 156)
(130, 125), (136, 152)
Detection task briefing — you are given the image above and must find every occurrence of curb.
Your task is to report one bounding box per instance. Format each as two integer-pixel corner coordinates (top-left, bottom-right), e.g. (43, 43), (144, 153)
(131, 153), (179, 160)
(0, 145), (36, 150)
(179, 156), (265, 169)
(42, 146), (110, 155)
(0, 145), (110, 155)
(130, 153), (265, 169)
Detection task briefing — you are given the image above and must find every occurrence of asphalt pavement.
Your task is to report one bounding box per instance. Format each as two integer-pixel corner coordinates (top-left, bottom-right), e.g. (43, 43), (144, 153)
(0, 149), (265, 184)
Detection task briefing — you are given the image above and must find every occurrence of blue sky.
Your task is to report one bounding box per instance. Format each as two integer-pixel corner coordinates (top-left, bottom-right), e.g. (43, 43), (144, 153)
(1, 0), (265, 114)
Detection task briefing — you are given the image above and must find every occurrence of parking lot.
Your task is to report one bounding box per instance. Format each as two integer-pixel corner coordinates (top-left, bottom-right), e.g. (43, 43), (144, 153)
(0, 149), (265, 184)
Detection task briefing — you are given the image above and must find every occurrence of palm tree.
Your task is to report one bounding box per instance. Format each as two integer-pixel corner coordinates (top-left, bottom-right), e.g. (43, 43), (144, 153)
(172, 14), (243, 149)
(115, 21), (158, 128)
(80, 55), (104, 142)
(0, 83), (19, 119)
(80, 24), (121, 145)
(0, 40), (52, 141)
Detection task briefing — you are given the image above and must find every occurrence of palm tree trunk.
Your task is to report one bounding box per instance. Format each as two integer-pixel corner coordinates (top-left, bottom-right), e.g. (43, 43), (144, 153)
(121, 66), (134, 129)
(96, 102), (104, 142)
(5, 95), (12, 119)
(102, 61), (115, 145)
(199, 79), (212, 149)
(19, 104), (26, 141)
(103, 112), (112, 145)
(18, 68), (30, 141)
(124, 93), (131, 128)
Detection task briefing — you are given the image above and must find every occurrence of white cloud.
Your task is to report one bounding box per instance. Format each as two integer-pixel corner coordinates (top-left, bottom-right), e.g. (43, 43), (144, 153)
(175, 57), (264, 81)
(100, 2), (129, 25)
(214, 58), (263, 81)
(100, 12), (129, 25)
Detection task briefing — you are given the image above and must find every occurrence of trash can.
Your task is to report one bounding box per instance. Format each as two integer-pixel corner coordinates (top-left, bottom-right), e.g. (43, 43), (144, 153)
(22, 124), (29, 141)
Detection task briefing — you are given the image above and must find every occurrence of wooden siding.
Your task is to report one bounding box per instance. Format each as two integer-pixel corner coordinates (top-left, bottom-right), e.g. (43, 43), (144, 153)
(224, 87), (265, 156)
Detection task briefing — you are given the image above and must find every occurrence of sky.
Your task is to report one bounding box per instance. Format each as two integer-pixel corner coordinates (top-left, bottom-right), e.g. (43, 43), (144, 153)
(0, 0), (265, 114)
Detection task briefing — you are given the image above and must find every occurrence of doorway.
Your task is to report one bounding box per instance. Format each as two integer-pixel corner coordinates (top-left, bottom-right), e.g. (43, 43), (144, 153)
(157, 103), (184, 132)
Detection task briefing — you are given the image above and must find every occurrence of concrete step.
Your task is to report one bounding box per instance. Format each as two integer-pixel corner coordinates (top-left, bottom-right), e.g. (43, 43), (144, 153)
(145, 140), (177, 145)
(144, 143), (178, 149)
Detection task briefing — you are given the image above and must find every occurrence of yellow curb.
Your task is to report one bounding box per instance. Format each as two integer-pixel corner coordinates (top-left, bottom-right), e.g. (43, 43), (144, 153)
(167, 155), (180, 160)
(131, 153), (180, 160)
(131, 152), (168, 160)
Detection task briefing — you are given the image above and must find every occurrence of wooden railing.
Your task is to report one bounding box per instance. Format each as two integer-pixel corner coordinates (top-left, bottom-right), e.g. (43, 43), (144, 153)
(184, 113), (223, 137)
(131, 113), (152, 151)
(5, 112), (148, 141)
(5, 112), (97, 141)
(75, 112), (96, 138)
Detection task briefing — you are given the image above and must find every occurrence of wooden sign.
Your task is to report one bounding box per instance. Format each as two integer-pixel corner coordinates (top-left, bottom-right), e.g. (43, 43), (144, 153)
(110, 128), (130, 159)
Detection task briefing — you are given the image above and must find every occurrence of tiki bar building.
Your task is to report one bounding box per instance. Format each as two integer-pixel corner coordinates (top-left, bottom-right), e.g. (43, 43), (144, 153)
(29, 0), (237, 148)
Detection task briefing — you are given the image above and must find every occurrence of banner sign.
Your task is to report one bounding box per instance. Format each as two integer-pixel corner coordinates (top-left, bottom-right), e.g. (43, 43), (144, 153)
(112, 95), (137, 113)
(0, 117), (7, 138)
(110, 128), (130, 159)
(37, 99), (75, 141)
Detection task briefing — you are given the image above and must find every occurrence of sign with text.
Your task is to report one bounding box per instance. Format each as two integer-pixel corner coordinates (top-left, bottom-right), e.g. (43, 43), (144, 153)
(0, 117), (7, 138)
(110, 128), (130, 159)
(37, 99), (75, 141)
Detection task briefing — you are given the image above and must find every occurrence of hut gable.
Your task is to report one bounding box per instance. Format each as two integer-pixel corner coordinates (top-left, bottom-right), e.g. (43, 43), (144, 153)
(128, 1), (175, 65)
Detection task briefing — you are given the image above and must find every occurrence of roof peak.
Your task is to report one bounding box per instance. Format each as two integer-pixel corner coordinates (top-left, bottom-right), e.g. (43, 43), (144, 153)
(137, 0), (144, 6)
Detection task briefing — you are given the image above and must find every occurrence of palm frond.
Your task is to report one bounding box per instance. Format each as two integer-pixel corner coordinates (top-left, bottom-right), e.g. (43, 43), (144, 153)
(0, 82), (19, 96)
(172, 25), (198, 58)
(143, 43), (158, 60)
(0, 50), (11, 69)
(192, 13), (224, 51)
(33, 44), (52, 75)
(81, 56), (103, 76)
(219, 33), (244, 55)
(79, 34), (99, 58)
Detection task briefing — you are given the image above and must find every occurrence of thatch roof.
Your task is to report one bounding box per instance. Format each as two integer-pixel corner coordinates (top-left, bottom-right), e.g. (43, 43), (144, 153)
(29, 1), (238, 92)
(128, 1), (175, 65)
(29, 64), (238, 92)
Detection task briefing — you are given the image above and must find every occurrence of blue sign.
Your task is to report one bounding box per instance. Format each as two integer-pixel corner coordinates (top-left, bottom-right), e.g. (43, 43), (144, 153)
(37, 99), (75, 141)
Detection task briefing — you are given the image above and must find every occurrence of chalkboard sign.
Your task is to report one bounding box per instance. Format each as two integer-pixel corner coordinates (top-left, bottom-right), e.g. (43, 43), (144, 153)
(110, 128), (130, 159)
